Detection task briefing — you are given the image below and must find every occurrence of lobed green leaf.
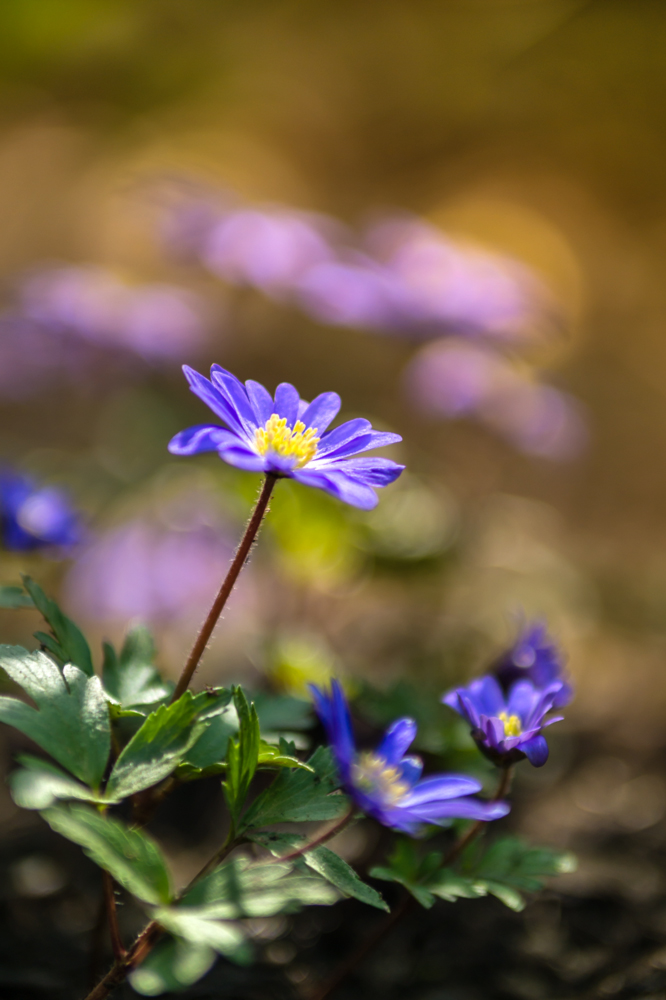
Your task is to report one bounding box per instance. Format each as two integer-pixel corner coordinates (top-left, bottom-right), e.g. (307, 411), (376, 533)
(41, 803), (172, 905)
(0, 646), (110, 788)
(23, 577), (93, 677)
(130, 938), (217, 996)
(241, 745), (348, 830)
(10, 755), (109, 810)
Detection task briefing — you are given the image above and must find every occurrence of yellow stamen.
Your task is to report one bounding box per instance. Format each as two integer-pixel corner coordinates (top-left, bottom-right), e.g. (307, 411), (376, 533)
(498, 711), (522, 737)
(351, 751), (410, 806)
(255, 414), (319, 469)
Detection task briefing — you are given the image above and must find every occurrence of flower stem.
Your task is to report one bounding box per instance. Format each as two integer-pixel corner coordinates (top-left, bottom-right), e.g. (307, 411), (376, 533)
(171, 473), (277, 703)
(277, 805), (355, 862)
(310, 766), (514, 1000)
(103, 872), (125, 961)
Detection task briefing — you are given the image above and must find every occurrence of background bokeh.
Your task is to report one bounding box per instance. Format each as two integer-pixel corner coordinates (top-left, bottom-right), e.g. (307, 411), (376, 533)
(3, 2), (666, 997)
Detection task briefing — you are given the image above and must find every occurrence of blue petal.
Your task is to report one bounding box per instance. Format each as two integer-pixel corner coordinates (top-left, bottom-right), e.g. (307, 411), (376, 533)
(300, 392), (341, 434)
(315, 430), (403, 462)
(183, 365), (246, 437)
(309, 680), (356, 776)
(506, 680), (540, 726)
(272, 383), (300, 425)
(521, 734), (549, 766)
(376, 717), (417, 763)
(291, 468), (379, 509)
(168, 424), (237, 456)
(468, 675), (505, 717)
(321, 457), (405, 486)
(399, 755), (423, 787)
(245, 379), (274, 426)
(217, 445), (266, 472)
(401, 774), (482, 806)
(316, 419), (372, 456)
(210, 366), (259, 438)
(396, 796), (510, 826)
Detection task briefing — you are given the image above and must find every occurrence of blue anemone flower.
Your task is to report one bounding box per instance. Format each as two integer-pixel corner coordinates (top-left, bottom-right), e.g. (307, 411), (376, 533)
(310, 680), (510, 834)
(442, 675), (564, 768)
(0, 469), (81, 552)
(168, 365), (405, 510)
(495, 621), (572, 708)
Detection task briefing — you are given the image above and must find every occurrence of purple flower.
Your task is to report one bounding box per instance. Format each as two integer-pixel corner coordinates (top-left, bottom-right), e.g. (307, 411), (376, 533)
(495, 621), (573, 709)
(0, 469), (81, 552)
(405, 339), (587, 459)
(168, 365), (405, 510)
(442, 675), (565, 768)
(310, 680), (510, 834)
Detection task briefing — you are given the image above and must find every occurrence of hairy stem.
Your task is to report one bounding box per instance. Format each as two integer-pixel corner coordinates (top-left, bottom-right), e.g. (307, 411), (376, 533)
(171, 473), (277, 703)
(310, 766), (514, 1000)
(103, 872), (125, 961)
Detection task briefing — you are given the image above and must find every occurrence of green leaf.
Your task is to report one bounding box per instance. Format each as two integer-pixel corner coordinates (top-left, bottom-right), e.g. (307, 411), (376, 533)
(102, 626), (171, 712)
(252, 693), (314, 732)
(23, 577), (93, 677)
(249, 831), (388, 911)
(9, 755), (108, 809)
(105, 691), (229, 800)
(181, 856), (339, 917)
(130, 938), (217, 996)
(0, 584), (34, 609)
(241, 746), (348, 830)
(0, 646), (110, 787)
(41, 803), (172, 905)
(152, 908), (250, 963)
(369, 865), (436, 909)
(257, 738), (314, 772)
(177, 712), (238, 779)
(427, 869), (488, 903)
(222, 687), (260, 831)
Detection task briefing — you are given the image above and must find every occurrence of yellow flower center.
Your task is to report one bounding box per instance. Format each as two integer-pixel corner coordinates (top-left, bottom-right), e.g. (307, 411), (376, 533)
(498, 711), (522, 738)
(351, 751), (410, 806)
(255, 414), (320, 469)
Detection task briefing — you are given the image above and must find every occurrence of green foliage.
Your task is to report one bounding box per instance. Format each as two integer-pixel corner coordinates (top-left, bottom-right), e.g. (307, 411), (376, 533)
(102, 626), (171, 715)
(9, 754), (108, 809)
(177, 711), (238, 779)
(371, 836), (577, 912)
(23, 576), (94, 678)
(181, 856), (339, 916)
(105, 689), (231, 800)
(130, 938), (217, 996)
(241, 745), (348, 830)
(0, 646), (110, 788)
(151, 909), (250, 963)
(257, 738), (314, 772)
(0, 584), (34, 609)
(249, 830), (388, 911)
(222, 687), (260, 832)
(252, 692), (314, 731)
(42, 803), (172, 905)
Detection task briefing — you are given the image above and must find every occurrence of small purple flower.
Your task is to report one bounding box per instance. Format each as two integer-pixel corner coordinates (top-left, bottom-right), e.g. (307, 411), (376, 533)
(442, 675), (565, 768)
(168, 366), (405, 510)
(310, 680), (510, 834)
(495, 621), (573, 709)
(0, 469), (81, 552)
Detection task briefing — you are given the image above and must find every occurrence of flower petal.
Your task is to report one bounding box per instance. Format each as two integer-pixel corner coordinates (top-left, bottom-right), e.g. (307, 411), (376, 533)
(310, 680), (355, 775)
(322, 456), (405, 486)
(292, 467), (379, 509)
(245, 379), (274, 426)
(300, 391), (341, 434)
(217, 444), (266, 472)
(398, 755), (423, 787)
(210, 365), (259, 438)
(182, 365), (245, 435)
(316, 418), (372, 457)
(397, 796), (510, 825)
(314, 430), (403, 463)
(401, 774), (482, 806)
(376, 717), (417, 763)
(168, 424), (237, 455)
(521, 734), (549, 766)
(272, 382), (300, 424)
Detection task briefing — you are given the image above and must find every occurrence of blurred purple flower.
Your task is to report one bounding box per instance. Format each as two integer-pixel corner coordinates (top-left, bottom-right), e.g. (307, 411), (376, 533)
(64, 517), (238, 624)
(405, 339), (586, 459)
(0, 469), (82, 552)
(169, 365), (405, 510)
(442, 675), (565, 768)
(21, 266), (208, 361)
(311, 679), (510, 833)
(495, 621), (573, 708)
